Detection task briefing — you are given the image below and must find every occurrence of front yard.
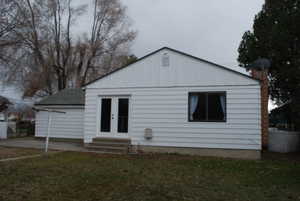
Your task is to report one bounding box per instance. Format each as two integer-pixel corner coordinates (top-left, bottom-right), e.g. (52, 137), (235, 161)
(0, 151), (299, 201)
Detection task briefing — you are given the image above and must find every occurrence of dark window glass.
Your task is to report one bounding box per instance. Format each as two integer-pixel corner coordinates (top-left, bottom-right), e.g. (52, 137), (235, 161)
(208, 94), (225, 121)
(101, 98), (111, 132)
(118, 98), (129, 133)
(190, 93), (206, 121)
(189, 92), (226, 122)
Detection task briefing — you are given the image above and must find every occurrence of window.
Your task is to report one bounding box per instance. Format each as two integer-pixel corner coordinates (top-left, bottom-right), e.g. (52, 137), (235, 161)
(188, 92), (226, 122)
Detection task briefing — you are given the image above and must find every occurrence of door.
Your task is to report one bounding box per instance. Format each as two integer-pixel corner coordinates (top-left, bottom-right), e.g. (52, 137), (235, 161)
(99, 96), (130, 138)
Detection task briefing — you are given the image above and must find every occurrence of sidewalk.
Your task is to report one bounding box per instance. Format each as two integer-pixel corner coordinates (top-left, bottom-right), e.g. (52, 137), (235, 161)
(0, 137), (87, 152)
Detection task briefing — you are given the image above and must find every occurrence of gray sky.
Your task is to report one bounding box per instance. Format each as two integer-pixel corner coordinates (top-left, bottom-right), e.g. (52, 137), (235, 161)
(74, 0), (274, 110)
(123, 0), (264, 71)
(74, 0), (264, 73)
(4, 0), (273, 107)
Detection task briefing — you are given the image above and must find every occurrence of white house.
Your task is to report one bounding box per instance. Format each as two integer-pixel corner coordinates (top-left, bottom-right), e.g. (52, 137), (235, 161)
(35, 47), (262, 159)
(0, 96), (11, 139)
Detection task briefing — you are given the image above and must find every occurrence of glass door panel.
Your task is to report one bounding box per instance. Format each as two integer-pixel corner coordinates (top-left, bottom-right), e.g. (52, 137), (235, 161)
(100, 98), (111, 132)
(118, 98), (129, 133)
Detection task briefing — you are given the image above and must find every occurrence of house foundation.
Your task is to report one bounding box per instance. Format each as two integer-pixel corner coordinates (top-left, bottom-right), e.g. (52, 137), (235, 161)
(133, 145), (261, 160)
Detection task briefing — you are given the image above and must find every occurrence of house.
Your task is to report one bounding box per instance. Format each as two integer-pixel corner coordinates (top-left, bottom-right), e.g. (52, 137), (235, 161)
(0, 96), (11, 139)
(35, 47), (264, 159)
(269, 102), (295, 130)
(0, 96), (11, 121)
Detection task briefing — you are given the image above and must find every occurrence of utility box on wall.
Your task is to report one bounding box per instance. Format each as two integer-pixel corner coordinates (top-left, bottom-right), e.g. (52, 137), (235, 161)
(144, 128), (153, 140)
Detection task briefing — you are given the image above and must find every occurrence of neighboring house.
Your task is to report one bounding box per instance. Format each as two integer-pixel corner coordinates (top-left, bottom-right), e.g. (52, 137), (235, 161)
(269, 102), (295, 130)
(0, 96), (11, 121)
(7, 103), (35, 122)
(0, 96), (11, 139)
(1, 83), (36, 138)
(35, 47), (263, 159)
(0, 82), (35, 121)
(35, 88), (85, 140)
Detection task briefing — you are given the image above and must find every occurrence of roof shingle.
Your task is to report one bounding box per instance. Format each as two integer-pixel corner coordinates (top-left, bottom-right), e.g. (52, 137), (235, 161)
(35, 88), (85, 106)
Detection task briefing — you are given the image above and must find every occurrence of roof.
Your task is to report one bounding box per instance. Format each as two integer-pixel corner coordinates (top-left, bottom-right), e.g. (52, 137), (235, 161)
(35, 88), (85, 106)
(0, 96), (11, 105)
(0, 96), (12, 112)
(270, 101), (290, 113)
(84, 47), (259, 87)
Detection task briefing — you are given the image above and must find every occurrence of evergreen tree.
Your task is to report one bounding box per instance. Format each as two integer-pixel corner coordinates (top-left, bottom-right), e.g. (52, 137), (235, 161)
(238, 0), (300, 130)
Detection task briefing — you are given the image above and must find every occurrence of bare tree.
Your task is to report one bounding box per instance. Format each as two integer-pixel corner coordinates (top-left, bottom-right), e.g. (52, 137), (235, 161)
(0, 1), (23, 69)
(0, 0), (66, 96)
(72, 0), (137, 87)
(0, 1), (19, 44)
(0, 0), (136, 97)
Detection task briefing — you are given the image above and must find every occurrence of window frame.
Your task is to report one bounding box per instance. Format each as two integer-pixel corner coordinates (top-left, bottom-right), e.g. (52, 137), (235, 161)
(188, 91), (227, 123)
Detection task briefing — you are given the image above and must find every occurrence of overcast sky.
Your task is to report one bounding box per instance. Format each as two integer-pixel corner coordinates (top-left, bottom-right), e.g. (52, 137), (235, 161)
(74, 0), (264, 73)
(3, 0), (272, 107)
(74, 0), (273, 109)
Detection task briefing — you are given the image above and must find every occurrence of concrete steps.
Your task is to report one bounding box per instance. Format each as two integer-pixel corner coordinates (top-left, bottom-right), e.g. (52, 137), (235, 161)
(85, 138), (131, 154)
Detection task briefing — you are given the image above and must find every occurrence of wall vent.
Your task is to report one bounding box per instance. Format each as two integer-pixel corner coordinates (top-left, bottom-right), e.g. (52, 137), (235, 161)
(162, 53), (170, 67)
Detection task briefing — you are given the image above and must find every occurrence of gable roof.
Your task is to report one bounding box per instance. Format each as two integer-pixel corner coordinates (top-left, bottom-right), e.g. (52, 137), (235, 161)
(35, 88), (85, 106)
(0, 95), (12, 112)
(84, 47), (259, 87)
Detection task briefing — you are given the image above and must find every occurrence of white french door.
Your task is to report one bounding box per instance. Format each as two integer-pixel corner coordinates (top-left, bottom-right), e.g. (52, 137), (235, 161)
(98, 96), (130, 138)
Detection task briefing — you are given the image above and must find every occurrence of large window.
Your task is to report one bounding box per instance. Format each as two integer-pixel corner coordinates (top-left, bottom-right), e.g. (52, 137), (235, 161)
(188, 92), (226, 122)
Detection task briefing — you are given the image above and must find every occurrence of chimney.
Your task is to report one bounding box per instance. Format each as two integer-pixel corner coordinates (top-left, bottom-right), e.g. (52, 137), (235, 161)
(251, 69), (269, 149)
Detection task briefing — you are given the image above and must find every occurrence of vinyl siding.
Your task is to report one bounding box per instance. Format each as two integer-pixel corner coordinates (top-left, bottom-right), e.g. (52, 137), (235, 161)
(35, 108), (84, 139)
(84, 48), (261, 150)
(88, 50), (258, 89)
(84, 86), (261, 150)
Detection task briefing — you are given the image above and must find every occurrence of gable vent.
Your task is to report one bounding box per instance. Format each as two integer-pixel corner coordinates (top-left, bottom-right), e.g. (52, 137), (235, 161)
(162, 53), (170, 67)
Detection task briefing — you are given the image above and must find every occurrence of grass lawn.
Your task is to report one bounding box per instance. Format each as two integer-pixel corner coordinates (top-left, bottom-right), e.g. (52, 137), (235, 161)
(0, 146), (42, 160)
(0, 152), (299, 201)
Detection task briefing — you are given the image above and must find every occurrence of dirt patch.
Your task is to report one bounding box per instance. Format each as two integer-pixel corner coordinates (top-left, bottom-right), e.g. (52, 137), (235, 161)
(262, 151), (300, 162)
(0, 146), (42, 160)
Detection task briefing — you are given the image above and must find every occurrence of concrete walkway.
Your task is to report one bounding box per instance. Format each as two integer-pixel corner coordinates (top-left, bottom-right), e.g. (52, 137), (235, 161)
(0, 151), (63, 162)
(0, 154), (44, 162)
(0, 137), (88, 152)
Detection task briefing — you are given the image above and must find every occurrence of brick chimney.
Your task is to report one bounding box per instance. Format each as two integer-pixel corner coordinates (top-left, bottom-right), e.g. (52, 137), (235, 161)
(251, 69), (269, 149)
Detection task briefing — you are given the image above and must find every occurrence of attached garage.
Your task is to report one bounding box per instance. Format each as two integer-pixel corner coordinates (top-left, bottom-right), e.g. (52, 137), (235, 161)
(35, 89), (85, 140)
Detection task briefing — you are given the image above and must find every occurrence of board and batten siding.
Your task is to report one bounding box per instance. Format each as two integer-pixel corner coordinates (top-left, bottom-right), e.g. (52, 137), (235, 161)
(35, 107), (84, 139)
(84, 48), (261, 150)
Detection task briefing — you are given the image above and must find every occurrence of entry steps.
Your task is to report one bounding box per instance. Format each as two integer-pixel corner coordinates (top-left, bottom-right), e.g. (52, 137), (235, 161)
(85, 138), (131, 154)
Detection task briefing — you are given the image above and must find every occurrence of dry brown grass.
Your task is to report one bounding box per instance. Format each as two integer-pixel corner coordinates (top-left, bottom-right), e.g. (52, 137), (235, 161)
(0, 151), (299, 201)
(0, 146), (42, 160)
